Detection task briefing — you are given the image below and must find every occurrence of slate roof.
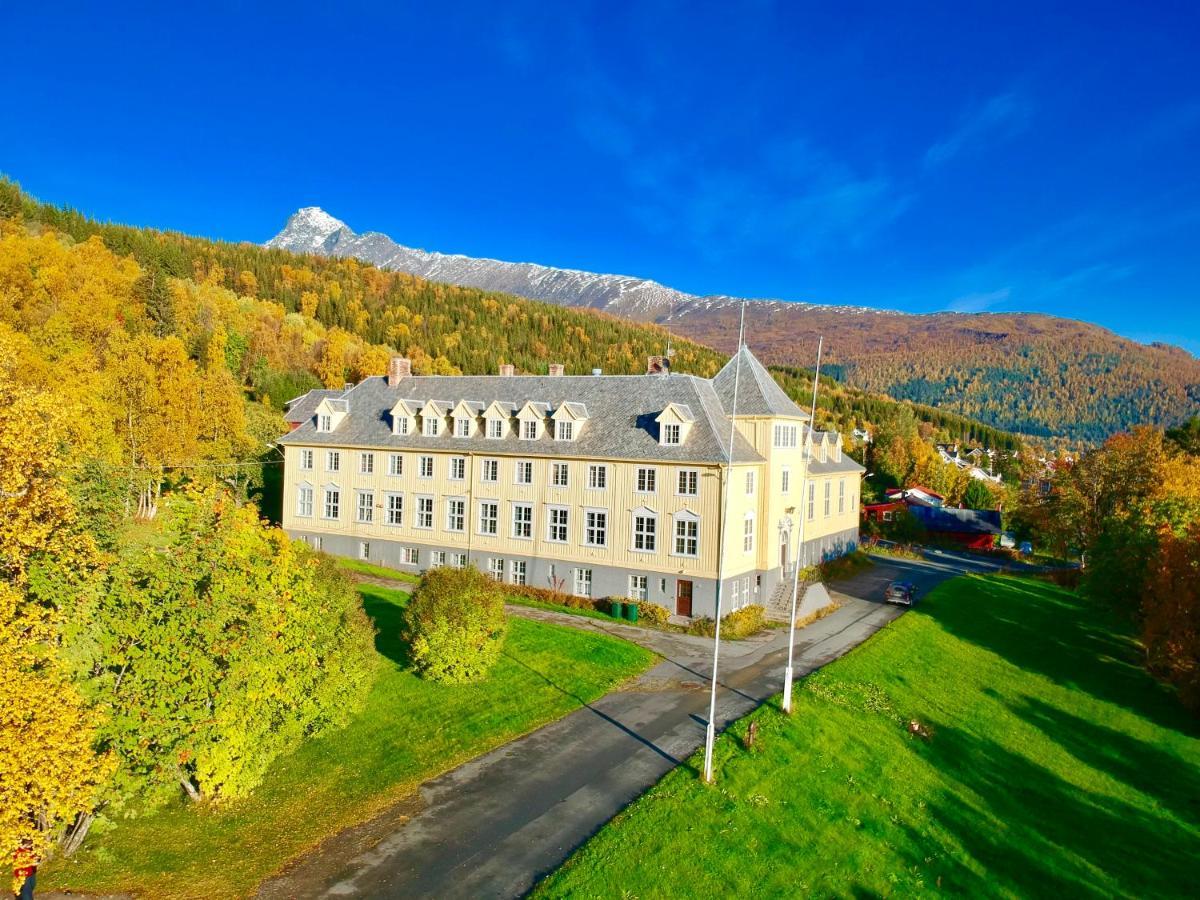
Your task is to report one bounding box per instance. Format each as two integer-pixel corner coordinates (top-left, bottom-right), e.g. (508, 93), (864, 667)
(713, 345), (809, 419)
(804, 426), (867, 475)
(280, 373), (764, 464)
(283, 389), (345, 425)
(909, 506), (1002, 534)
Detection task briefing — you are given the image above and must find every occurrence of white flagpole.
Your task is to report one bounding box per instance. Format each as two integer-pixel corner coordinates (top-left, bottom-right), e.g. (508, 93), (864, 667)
(782, 336), (823, 715)
(703, 300), (747, 783)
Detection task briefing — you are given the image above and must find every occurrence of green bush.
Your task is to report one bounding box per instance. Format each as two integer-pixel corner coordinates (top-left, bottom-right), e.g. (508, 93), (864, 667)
(686, 605), (768, 640)
(636, 601), (671, 627)
(402, 568), (508, 684)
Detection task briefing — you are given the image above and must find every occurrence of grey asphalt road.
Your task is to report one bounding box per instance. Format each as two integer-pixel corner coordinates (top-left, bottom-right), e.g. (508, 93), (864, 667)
(258, 551), (1001, 900)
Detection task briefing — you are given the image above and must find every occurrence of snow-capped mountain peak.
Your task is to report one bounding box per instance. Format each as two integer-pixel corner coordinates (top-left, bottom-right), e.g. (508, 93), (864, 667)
(265, 207), (352, 254)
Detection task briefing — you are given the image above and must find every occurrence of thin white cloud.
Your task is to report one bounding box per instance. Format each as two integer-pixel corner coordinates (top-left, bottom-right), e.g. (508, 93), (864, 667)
(925, 92), (1032, 169)
(948, 288), (1011, 313)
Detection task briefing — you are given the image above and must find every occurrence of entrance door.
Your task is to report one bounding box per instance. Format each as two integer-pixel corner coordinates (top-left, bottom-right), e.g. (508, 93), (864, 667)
(780, 532), (790, 571)
(675, 580), (693, 617)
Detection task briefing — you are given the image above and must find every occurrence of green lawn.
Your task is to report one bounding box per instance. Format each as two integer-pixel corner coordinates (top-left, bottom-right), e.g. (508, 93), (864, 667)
(335, 556), (421, 583)
(44, 584), (655, 899)
(536, 575), (1200, 898)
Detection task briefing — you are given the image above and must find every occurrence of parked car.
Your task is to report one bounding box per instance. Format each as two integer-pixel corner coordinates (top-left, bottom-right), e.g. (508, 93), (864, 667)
(884, 581), (917, 606)
(1018, 541), (1034, 555)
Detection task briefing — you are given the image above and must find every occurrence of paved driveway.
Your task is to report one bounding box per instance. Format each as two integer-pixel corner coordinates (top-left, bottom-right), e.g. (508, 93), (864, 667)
(258, 552), (993, 899)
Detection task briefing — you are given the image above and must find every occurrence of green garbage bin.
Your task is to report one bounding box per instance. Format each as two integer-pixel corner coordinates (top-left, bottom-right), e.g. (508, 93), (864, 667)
(624, 601), (639, 624)
(610, 600), (625, 619)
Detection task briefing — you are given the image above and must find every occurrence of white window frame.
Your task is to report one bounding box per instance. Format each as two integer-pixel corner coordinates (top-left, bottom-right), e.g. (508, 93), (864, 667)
(431, 550), (447, 567)
(299, 449), (313, 471)
(454, 416), (471, 438)
(326, 450), (340, 473)
(487, 417), (505, 439)
(359, 540), (370, 560)
(296, 483), (313, 518)
(743, 514), (755, 553)
(323, 486), (340, 520)
(388, 453), (403, 476)
(838, 478), (846, 514)
(515, 460), (534, 485)
(318, 413), (332, 432)
(632, 509), (658, 553)
(773, 423), (798, 448)
(449, 456), (466, 481)
(415, 495), (434, 529)
(574, 567), (593, 598)
(446, 497), (466, 533)
(509, 559), (527, 586)
(511, 502), (533, 539)
(423, 415), (441, 437)
(662, 423), (681, 445)
(547, 505), (569, 543)
(488, 557), (505, 580)
(402, 546), (419, 566)
(808, 482), (816, 520)
(481, 458), (499, 483)
(385, 492), (403, 526)
(584, 508), (608, 547)
(356, 490), (374, 524)
(676, 469), (699, 496)
(450, 552), (467, 568)
(745, 470), (756, 495)
(629, 574), (648, 601)
(824, 481), (832, 518)
(478, 500), (499, 535)
(636, 467), (657, 493)
(521, 419), (538, 441)
(393, 415), (410, 436)
(782, 467), (791, 494)
(551, 462), (569, 488)
(587, 464), (608, 490)
(555, 420), (574, 442)
(673, 511), (700, 557)
(418, 455), (434, 479)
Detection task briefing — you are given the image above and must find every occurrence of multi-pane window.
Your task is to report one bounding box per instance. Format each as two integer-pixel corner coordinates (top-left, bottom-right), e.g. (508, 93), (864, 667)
(510, 560), (527, 586)
(431, 550), (447, 567)
(629, 574), (648, 601)
(662, 423), (681, 444)
(512, 503), (533, 539)
(574, 568), (593, 597)
(323, 487), (340, 519)
(296, 484), (313, 517)
(455, 417), (471, 437)
(385, 493), (403, 526)
(359, 541), (370, 560)
(318, 413), (332, 432)
(819, 443), (828, 463)
(731, 579), (741, 607)
(450, 553), (467, 568)
(824, 481), (832, 517)
(677, 469), (699, 496)
(446, 498), (466, 532)
(359, 452), (374, 475)
(782, 468), (791, 493)
(422, 416), (441, 437)
(478, 501), (499, 535)
(585, 510), (607, 547)
(633, 512), (657, 552)
(416, 496), (434, 529)
(393, 416), (409, 435)
(481, 458), (499, 482)
(300, 449), (313, 471)
(745, 471), (756, 495)
(743, 515), (755, 552)
(449, 457), (466, 480)
(326, 450), (340, 472)
(547, 507), (569, 542)
(388, 453), (403, 476)
(488, 558), (505, 580)
(487, 418), (504, 439)
(838, 479), (846, 514)
(587, 464), (607, 489)
(551, 463), (569, 487)
(636, 467), (657, 493)
(773, 424), (798, 448)
(808, 483), (816, 520)
(402, 547), (419, 565)
(674, 516), (699, 556)
(357, 491), (374, 523)
(521, 419), (538, 440)
(419, 456), (434, 478)
(556, 420), (574, 441)
(515, 461), (534, 485)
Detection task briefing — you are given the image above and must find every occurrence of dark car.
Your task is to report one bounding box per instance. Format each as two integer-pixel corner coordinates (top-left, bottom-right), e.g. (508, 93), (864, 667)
(884, 581), (917, 606)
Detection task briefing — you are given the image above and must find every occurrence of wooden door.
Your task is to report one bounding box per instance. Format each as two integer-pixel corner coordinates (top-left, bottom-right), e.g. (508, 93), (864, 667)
(676, 580), (693, 617)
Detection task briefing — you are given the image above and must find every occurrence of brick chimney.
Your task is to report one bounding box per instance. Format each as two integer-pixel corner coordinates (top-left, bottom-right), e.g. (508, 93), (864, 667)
(548, 363), (565, 376)
(646, 355), (668, 375)
(387, 356), (411, 387)
(499, 363), (515, 376)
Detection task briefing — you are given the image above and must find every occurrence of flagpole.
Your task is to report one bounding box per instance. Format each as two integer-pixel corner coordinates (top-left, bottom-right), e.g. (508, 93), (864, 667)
(782, 336), (823, 715)
(703, 300), (746, 783)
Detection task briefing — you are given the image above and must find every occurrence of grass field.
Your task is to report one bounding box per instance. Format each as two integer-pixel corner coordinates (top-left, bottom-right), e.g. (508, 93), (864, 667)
(335, 556), (421, 583)
(43, 584), (655, 899)
(536, 575), (1200, 898)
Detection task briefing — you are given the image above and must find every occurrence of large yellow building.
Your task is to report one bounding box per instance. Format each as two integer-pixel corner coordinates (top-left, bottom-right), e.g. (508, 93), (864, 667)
(279, 347), (862, 619)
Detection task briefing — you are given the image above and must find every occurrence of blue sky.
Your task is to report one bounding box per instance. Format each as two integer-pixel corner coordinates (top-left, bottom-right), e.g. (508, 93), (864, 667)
(3, 1), (1198, 353)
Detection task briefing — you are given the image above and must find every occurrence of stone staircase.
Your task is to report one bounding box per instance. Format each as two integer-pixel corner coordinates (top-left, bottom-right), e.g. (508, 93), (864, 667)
(765, 574), (797, 622)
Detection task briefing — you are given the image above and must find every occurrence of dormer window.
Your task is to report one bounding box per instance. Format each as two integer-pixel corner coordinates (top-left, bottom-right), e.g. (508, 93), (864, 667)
(423, 416), (441, 437)
(487, 418), (505, 439)
(318, 414), (332, 432)
(522, 420), (537, 440)
(556, 421), (574, 442)
(663, 424), (681, 445)
(655, 403), (693, 446)
(394, 417), (409, 436)
(819, 442), (827, 463)
(455, 417), (471, 438)
(516, 401), (550, 441)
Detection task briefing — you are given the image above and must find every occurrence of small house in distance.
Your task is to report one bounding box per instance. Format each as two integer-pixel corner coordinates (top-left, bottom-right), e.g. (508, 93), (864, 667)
(907, 506), (1002, 550)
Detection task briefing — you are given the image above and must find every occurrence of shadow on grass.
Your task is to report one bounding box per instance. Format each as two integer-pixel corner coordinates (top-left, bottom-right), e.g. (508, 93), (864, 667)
(922, 576), (1197, 735)
(901, 721), (1200, 897)
(359, 589), (412, 669)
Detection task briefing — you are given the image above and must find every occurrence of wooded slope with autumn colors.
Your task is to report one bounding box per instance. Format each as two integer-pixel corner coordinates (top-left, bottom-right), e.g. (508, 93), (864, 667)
(667, 302), (1200, 442)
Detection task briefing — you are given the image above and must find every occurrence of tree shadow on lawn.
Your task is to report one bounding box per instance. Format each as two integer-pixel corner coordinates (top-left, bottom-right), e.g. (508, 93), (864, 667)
(899, 722), (1200, 898)
(924, 576), (1198, 735)
(360, 590), (412, 669)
